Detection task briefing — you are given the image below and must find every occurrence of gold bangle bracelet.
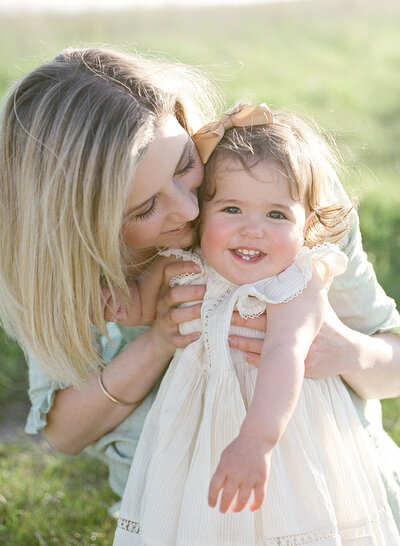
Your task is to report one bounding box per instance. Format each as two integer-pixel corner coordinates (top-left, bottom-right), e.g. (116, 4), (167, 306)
(97, 369), (144, 406)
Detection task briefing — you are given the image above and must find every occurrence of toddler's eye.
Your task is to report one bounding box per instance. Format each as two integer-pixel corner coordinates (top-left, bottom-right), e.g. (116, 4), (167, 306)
(223, 206), (241, 214)
(268, 211), (285, 220)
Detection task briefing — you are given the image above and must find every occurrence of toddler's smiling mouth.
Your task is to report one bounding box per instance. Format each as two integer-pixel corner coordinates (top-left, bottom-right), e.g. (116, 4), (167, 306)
(231, 248), (265, 262)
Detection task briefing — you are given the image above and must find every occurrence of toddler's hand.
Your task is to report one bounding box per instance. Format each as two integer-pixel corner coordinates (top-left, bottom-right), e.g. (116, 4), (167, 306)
(208, 434), (272, 513)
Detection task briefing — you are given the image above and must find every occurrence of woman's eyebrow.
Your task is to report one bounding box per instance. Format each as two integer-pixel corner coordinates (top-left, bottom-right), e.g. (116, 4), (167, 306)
(174, 139), (191, 172)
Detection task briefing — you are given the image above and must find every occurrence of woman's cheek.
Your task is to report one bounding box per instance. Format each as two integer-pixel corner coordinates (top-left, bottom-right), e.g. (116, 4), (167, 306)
(122, 221), (158, 250)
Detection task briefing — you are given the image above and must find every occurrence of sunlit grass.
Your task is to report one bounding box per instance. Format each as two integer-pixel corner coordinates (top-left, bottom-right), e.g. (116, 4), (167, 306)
(0, 440), (117, 544)
(0, 0), (399, 542)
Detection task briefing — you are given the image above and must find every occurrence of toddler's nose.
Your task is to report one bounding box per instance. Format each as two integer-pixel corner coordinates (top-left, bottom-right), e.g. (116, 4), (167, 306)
(239, 221), (264, 239)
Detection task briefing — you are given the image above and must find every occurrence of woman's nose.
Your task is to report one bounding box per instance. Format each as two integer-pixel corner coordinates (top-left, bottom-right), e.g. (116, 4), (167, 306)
(169, 184), (199, 223)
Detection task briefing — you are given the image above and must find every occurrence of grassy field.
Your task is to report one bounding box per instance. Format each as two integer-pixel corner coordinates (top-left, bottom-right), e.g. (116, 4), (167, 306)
(0, 0), (399, 543)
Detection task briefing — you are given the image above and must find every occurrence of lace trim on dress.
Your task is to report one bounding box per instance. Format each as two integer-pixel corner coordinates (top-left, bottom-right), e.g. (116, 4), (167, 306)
(117, 506), (389, 544)
(295, 243), (347, 281)
(158, 248), (205, 287)
(202, 284), (236, 368)
(234, 243), (347, 320)
(236, 284), (308, 320)
(117, 517), (140, 534)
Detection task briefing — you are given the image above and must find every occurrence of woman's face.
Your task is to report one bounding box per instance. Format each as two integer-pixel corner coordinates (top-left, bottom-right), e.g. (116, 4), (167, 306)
(122, 116), (203, 251)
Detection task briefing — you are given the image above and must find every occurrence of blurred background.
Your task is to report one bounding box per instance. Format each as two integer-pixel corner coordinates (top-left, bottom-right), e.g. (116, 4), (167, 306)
(0, 0), (399, 543)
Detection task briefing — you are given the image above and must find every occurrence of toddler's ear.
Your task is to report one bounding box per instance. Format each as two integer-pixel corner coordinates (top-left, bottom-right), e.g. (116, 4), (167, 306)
(303, 212), (315, 235)
(313, 261), (333, 288)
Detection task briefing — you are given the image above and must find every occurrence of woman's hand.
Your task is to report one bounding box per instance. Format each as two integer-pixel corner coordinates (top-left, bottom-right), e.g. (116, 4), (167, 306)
(304, 305), (355, 378)
(148, 259), (206, 354)
(228, 298), (349, 378)
(102, 257), (205, 336)
(228, 312), (266, 366)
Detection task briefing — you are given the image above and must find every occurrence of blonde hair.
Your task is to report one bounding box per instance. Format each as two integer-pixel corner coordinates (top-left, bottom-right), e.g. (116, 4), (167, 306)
(200, 108), (352, 247)
(0, 47), (220, 385)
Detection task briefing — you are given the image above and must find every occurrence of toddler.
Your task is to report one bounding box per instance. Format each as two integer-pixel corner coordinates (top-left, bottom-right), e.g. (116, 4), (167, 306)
(114, 104), (399, 545)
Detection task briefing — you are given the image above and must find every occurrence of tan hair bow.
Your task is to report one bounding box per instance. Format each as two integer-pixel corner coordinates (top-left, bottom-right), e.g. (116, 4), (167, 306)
(193, 102), (274, 163)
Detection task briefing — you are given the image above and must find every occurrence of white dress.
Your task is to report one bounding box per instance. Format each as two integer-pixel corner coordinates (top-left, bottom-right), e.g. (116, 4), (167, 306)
(114, 245), (400, 546)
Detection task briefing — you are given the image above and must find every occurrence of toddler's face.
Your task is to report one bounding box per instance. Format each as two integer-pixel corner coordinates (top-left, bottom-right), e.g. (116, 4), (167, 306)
(200, 159), (312, 285)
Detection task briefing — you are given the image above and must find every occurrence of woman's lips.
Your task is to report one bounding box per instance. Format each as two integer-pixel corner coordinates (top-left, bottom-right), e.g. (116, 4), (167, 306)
(164, 222), (191, 235)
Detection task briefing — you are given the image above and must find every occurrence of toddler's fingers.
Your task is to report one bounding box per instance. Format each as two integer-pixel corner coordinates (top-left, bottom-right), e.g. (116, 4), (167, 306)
(232, 485), (253, 513)
(208, 471), (226, 508)
(219, 479), (239, 513)
(250, 483), (266, 512)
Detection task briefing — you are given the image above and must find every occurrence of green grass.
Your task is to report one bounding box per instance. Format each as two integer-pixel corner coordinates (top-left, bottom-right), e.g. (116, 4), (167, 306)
(0, 440), (118, 545)
(0, 0), (399, 542)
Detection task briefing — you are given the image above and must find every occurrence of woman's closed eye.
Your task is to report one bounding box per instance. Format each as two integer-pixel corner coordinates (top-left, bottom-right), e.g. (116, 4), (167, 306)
(175, 151), (196, 176)
(124, 198), (159, 223)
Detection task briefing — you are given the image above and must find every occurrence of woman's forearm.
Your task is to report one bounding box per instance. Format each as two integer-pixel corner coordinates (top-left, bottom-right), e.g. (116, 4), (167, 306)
(45, 327), (173, 455)
(341, 331), (400, 400)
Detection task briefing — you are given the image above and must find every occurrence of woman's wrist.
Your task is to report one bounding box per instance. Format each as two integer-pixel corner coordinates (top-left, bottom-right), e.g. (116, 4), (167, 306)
(146, 322), (176, 361)
(45, 328), (172, 454)
(97, 368), (145, 406)
(103, 327), (172, 401)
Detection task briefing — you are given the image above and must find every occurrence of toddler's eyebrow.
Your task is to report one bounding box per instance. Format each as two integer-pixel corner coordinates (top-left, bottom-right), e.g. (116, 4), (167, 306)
(213, 198), (293, 212)
(214, 199), (242, 205)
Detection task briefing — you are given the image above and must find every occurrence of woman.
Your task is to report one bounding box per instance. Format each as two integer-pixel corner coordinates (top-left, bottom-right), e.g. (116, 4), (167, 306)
(0, 47), (398, 521)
